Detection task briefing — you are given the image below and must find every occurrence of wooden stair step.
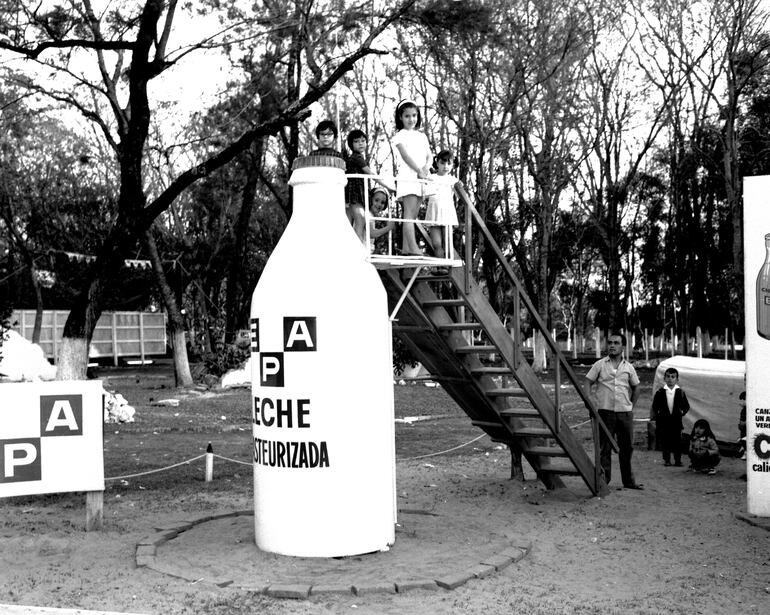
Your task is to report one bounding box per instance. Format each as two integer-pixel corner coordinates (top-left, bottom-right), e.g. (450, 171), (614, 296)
(437, 322), (483, 331)
(471, 419), (505, 429)
(526, 446), (568, 457)
(454, 345), (497, 354)
(421, 298), (467, 308)
(512, 427), (553, 437)
(538, 465), (581, 476)
(499, 407), (539, 417)
(486, 388), (528, 398)
(471, 366), (512, 374)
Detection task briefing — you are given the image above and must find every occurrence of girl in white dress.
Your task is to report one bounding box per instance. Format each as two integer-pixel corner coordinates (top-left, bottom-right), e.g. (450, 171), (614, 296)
(426, 150), (459, 262)
(392, 100), (431, 255)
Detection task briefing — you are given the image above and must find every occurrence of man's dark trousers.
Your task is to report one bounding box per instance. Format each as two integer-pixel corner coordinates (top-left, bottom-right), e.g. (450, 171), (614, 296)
(598, 409), (635, 486)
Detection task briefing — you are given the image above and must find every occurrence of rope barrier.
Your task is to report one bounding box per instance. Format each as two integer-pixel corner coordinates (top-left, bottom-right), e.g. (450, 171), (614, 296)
(104, 454), (206, 481)
(212, 453), (251, 467)
(398, 433), (487, 461)
(103, 432), (499, 482)
(103, 417), (600, 482)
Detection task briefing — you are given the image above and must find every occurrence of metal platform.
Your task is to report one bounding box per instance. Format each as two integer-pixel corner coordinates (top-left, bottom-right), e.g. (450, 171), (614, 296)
(369, 254), (462, 269)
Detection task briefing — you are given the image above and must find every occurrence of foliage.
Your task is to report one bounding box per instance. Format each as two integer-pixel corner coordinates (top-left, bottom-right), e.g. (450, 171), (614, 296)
(201, 343), (250, 378)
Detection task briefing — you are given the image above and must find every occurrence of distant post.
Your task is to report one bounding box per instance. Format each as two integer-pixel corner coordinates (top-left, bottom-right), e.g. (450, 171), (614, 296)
(594, 327), (600, 358)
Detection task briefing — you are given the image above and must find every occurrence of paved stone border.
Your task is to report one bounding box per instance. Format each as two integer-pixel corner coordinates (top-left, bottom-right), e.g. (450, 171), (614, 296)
(735, 511), (770, 532)
(136, 510), (531, 599)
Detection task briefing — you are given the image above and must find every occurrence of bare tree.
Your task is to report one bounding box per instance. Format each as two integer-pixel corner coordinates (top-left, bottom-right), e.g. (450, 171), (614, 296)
(0, 0), (416, 379)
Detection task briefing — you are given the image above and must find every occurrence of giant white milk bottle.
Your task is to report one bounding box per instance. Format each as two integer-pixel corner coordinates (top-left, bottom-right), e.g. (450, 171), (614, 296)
(250, 154), (396, 557)
(757, 233), (770, 340)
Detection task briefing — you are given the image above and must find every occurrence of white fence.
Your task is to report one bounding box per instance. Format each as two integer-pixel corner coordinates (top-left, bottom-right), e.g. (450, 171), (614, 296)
(11, 309), (167, 364)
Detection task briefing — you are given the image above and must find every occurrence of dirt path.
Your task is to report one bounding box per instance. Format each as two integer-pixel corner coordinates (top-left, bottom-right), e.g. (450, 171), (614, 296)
(1, 440), (767, 615)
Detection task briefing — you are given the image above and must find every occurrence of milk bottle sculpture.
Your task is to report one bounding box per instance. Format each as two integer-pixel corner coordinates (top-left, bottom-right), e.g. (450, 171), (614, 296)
(250, 154), (396, 557)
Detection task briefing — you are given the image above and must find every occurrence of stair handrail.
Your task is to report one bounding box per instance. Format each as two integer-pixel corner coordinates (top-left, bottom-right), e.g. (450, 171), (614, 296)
(454, 182), (618, 451)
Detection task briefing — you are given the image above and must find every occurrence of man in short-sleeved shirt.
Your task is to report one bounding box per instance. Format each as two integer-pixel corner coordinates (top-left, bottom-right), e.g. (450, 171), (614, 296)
(585, 333), (643, 489)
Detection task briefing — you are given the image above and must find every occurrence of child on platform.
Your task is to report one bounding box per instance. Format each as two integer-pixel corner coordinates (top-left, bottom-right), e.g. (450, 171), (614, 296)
(344, 129), (370, 241)
(392, 100), (432, 256)
(309, 120), (343, 158)
(688, 419), (721, 474)
(651, 367), (690, 467)
(426, 150), (459, 269)
(367, 187), (395, 253)
(345, 129), (392, 242)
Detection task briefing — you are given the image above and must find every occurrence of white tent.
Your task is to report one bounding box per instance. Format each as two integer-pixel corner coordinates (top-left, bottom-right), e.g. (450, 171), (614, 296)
(652, 355), (744, 444)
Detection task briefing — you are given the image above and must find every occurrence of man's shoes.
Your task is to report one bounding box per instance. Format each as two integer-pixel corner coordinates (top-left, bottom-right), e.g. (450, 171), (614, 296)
(674, 461), (683, 467)
(707, 468), (717, 475)
(664, 461), (671, 467)
(624, 483), (644, 490)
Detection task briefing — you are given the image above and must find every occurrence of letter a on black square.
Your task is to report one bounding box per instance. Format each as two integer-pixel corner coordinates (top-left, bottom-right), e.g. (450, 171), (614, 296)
(283, 317), (317, 352)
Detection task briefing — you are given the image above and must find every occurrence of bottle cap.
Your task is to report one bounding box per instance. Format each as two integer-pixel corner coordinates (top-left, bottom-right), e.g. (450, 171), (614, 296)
(292, 154), (346, 171)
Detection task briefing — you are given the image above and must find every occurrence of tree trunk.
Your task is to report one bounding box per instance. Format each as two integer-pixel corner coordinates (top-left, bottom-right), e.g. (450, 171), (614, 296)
(225, 138), (262, 343)
(30, 265), (43, 344)
(145, 229), (193, 387)
(532, 330), (547, 372)
(56, 336), (90, 380)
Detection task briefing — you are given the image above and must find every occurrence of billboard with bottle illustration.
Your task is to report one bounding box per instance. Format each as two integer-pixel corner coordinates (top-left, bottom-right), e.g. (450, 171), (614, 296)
(742, 176), (770, 516)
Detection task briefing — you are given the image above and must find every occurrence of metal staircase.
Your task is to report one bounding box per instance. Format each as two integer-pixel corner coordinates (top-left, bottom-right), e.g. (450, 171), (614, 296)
(377, 184), (617, 497)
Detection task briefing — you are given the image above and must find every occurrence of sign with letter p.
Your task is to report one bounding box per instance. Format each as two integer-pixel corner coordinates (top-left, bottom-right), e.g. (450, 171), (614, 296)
(260, 352), (284, 387)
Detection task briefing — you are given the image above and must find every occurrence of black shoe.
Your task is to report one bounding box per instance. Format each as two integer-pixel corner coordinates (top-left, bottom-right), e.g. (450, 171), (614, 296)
(674, 461), (683, 467)
(624, 483), (644, 490)
(664, 461), (671, 467)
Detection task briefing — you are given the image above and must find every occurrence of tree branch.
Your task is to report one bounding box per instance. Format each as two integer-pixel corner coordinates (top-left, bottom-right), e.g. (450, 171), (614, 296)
(140, 0), (417, 226)
(0, 39), (135, 59)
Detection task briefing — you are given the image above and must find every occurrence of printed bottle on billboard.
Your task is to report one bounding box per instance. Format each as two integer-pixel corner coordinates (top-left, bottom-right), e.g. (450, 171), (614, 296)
(757, 233), (770, 340)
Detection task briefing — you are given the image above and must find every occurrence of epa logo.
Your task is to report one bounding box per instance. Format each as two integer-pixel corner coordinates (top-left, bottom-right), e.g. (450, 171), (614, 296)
(0, 394), (83, 483)
(250, 317), (317, 387)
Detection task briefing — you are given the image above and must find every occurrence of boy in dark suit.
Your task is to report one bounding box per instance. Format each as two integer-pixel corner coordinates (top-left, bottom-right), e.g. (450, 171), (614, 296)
(652, 367), (690, 466)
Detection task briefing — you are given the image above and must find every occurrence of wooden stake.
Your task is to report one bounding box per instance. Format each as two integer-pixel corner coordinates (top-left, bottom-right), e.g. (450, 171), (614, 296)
(86, 490), (103, 531)
(205, 442), (214, 482)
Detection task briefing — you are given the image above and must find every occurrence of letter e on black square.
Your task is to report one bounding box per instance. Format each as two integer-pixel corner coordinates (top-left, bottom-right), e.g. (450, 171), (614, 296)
(250, 318), (259, 352)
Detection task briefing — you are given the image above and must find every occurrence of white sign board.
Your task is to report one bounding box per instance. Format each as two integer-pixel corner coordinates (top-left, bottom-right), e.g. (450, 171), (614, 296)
(742, 176), (770, 516)
(0, 381), (104, 498)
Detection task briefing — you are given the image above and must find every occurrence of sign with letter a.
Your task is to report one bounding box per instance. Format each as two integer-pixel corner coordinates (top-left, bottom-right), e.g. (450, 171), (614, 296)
(0, 381), (104, 498)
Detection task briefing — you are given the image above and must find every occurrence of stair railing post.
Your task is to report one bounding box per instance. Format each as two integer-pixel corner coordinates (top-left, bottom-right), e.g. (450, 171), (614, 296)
(554, 361), (561, 433)
(464, 186), (472, 296)
(592, 414), (601, 490)
(513, 292), (521, 368)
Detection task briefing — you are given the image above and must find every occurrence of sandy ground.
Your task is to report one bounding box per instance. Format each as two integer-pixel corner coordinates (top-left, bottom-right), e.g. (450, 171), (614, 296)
(1, 439), (768, 615)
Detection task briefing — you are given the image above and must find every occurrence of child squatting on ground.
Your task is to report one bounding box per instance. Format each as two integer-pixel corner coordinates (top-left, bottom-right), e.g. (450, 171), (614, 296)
(651, 367), (690, 467)
(688, 418), (721, 474)
(392, 100), (432, 256)
(425, 149), (459, 274)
